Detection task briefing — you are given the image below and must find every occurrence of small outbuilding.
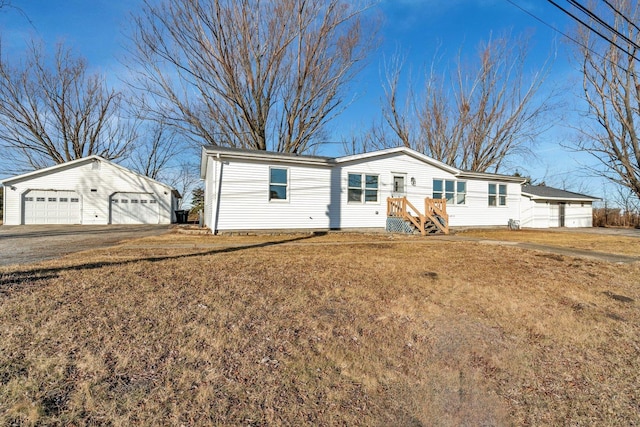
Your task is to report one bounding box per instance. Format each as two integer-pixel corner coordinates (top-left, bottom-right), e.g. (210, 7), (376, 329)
(520, 184), (599, 228)
(2, 156), (180, 225)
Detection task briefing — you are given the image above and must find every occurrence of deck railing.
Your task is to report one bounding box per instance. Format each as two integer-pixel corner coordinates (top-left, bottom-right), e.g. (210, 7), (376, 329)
(387, 197), (449, 235)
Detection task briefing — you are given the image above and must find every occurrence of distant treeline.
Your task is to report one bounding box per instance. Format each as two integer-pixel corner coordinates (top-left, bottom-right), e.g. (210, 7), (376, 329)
(593, 208), (640, 228)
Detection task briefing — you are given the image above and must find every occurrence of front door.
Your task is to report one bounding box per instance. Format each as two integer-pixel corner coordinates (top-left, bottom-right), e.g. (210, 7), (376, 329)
(393, 175), (405, 196)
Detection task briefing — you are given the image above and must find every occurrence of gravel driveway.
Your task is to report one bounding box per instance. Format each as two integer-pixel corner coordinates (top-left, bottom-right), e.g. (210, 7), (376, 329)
(0, 225), (171, 267)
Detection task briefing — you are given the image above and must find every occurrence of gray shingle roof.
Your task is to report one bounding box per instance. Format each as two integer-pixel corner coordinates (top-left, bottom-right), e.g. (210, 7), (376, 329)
(522, 184), (599, 201)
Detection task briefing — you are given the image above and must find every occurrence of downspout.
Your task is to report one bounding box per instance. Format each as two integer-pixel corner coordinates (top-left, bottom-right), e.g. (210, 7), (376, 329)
(213, 153), (224, 234)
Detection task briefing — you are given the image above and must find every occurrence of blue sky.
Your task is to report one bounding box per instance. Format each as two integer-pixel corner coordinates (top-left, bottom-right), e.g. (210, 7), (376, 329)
(0, 0), (610, 197)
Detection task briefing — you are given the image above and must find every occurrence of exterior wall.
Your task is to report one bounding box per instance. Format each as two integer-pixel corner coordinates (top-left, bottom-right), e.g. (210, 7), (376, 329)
(333, 153), (457, 228)
(212, 158), (332, 231)
(3, 159), (175, 225)
(520, 199), (593, 228)
(520, 197), (550, 228)
(566, 203), (593, 227)
(447, 180), (521, 227)
(203, 156), (216, 229)
(334, 153), (522, 228)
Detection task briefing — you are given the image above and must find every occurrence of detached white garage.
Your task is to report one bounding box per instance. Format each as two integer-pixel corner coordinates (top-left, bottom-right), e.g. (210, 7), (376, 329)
(2, 156), (180, 225)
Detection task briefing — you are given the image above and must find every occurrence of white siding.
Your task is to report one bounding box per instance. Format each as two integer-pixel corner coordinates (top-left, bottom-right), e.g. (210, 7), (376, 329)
(214, 158), (332, 231)
(520, 199), (593, 228)
(566, 203), (593, 227)
(448, 181), (522, 227)
(520, 197), (550, 228)
(333, 153), (458, 228)
(3, 159), (175, 225)
(334, 153), (521, 228)
(203, 156), (216, 229)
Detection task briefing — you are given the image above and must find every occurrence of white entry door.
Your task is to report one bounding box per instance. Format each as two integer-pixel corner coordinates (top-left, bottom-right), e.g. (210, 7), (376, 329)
(110, 193), (159, 224)
(23, 190), (81, 224)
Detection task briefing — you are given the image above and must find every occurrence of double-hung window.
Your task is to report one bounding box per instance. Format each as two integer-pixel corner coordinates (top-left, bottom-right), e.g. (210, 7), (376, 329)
(488, 183), (507, 206)
(269, 167), (288, 201)
(433, 179), (466, 205)
(348, 173), (378, 203)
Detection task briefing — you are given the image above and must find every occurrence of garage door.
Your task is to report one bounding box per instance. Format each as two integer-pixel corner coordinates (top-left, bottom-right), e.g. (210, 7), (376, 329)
(23, 190), (81, 224)
(110, 193), (159, 224)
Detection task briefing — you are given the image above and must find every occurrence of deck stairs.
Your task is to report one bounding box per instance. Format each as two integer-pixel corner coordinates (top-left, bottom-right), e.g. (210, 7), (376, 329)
(386, 197), (449, 235)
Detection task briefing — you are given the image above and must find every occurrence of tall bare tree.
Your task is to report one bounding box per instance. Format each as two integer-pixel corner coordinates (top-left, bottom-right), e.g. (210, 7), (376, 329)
(573, 0), (640, 198)
(0, 41), (136, 170)
(128, 0), (374, 153)
(129, 121), (183, 180)
(376, 33), (557, 173)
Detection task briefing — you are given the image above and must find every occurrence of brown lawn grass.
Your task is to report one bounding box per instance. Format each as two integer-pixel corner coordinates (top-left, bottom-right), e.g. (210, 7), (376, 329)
(459, 228), (640, 256)
(1, 232), (640, 425)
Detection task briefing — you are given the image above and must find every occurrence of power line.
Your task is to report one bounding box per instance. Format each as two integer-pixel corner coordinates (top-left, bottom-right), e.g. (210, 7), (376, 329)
(504, 0), (633, 72)
(601, 0), (640, 35)
(545, 0), (640, 62)
(566, 0), (640, 52)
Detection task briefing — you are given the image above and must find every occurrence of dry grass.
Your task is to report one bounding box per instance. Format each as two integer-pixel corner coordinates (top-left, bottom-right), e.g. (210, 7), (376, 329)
(458, 228), (640, 256)
(1, 232), (639, 425)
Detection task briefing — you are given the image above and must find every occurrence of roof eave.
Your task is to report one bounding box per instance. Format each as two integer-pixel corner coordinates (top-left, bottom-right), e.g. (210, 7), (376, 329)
(522, 193), (600, 202)
(457, 171), (528, 183)
(203, 146), (333, 166)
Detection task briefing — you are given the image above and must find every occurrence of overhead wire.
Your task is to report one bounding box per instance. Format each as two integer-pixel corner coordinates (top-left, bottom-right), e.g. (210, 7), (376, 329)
(601, 0), (640, 35)
(544, 0), (640, 62)
(504, 0), (633, 72)
(566, 0), (640, 52)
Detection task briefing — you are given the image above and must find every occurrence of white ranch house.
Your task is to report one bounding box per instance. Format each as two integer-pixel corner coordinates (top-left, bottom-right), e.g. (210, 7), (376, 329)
(200, 145), (598, 234)
(2, 156), (180, 225)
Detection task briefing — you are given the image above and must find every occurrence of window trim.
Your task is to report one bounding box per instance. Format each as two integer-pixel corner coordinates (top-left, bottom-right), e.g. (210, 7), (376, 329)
(488, 183), (507, 207)
(433, 179), (466, 205)
(269, 167), (289, 202)
(347, 172), (379, 204)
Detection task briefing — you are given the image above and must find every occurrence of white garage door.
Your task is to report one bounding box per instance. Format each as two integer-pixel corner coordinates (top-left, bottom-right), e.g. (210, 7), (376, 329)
(23, 190), (81, 224)
(110, 193), (160, 224)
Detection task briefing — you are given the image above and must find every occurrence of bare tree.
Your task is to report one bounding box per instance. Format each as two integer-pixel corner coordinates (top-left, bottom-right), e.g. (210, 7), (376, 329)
(378, 33), (557, 173)
(129, 121), (183, 180)
(128, 0), (374, 153)
(573, 0), (640, 198)
(0, 41), (136, 170)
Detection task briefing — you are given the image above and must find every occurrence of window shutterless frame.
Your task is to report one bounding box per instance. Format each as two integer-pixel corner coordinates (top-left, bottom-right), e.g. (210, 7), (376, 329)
(488, 183), (507, 206)
(269, 167), (289, 202)
(347, 173), (379, 203)
(433, 179), (466, 205)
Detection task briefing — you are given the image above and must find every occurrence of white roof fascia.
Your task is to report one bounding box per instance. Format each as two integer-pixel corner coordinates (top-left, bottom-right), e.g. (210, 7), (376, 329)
(202, 146), (332, 167)
(521, 192), (599, 202)
(1, 155), (103, 185)
(334, 146), (460, 174)
(457, 171), (528, 184)
(2, 155), (178, 196)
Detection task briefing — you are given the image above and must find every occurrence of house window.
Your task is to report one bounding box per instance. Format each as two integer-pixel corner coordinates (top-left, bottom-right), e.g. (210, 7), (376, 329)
(433, 179), (466, 205)
(269, 167), (288, 201)
(489, 183), (507, 206)
(348, 173), (378, 203)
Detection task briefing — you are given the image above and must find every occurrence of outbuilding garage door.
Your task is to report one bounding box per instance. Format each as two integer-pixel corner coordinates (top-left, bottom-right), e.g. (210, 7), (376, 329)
(23, 190), (81, 224)
(110, 193), (160, 224)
